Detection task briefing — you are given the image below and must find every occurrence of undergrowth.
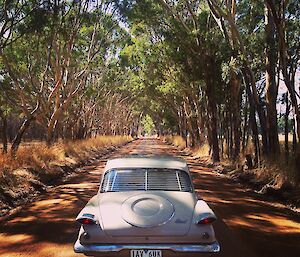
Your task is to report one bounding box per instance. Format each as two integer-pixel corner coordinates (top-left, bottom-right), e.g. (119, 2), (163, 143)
(162, 135), (187, 150)
(0, 135), (132, 214)
(162, 135), (298, 189)
(0, 136), (131, 173)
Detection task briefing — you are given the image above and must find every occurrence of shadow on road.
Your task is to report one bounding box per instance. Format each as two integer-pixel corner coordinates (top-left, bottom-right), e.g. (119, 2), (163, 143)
(188, 156), (300, 257)
(0, 139), (299, 257)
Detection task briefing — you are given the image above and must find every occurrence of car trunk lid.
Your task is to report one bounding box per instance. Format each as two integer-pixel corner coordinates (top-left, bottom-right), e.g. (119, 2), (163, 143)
(99, 191), (195, 236)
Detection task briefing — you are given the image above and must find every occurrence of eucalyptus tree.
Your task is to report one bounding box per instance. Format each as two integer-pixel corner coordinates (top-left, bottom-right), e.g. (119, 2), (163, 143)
(1, 0), (128, 154)
(0, 0), (41, 153)
(265, 0), (300, 166)
(0, 85), (10, 153)
(1, 0), (89, 153)
(41, 0), (123, 145)
(0, 0), (41, 51)
(119, 23), (187, 138)
(116, 0), (229, 161)
(205, 0), (266, 163)
(207, 0), (299, 166)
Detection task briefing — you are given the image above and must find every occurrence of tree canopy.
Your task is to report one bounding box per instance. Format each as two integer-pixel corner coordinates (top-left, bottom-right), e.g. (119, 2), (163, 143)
(0, 0), (299, 175)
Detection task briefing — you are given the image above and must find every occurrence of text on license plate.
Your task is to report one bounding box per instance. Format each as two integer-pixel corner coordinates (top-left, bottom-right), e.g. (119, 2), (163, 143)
(130, 250), (162, 257)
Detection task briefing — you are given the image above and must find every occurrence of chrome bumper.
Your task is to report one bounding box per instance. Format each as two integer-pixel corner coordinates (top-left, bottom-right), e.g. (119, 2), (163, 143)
(74, 240), (220, 253)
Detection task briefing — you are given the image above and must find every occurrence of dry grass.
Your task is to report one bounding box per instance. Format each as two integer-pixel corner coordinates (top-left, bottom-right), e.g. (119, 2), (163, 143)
(221, 143), (298, 188)
(162, 135), (187, 150)
(192, 144), (210, 158)
(63, 136), (130, 159)
(0, 135), (131, 173)
(164, 135), (299, 206)
(162, 135), (298, 189)
(162, 135), (211, 158)
(0, 135), (132, 213)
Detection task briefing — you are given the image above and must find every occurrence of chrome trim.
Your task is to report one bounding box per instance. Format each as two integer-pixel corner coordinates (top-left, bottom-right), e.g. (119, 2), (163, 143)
(74, 240), (220, 253)
(175, 170), (182, 191)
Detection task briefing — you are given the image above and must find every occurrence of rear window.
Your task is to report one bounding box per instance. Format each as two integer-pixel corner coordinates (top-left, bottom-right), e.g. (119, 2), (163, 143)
(100, 168), (192, 192)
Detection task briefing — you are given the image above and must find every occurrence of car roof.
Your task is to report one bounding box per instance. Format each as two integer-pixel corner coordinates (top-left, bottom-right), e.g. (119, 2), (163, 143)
(104, 155), (189, 172)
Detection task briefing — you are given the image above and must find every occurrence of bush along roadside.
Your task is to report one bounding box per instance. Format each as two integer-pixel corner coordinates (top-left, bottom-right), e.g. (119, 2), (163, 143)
(0, 136), (132, 218)
(162, 135), (300, 210)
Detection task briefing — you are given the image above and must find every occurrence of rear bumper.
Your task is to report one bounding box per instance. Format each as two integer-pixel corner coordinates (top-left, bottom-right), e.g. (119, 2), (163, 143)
(74, 239), (220, 254)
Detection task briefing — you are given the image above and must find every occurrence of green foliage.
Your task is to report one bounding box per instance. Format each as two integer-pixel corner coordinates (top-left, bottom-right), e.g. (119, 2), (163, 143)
(277, 116), (293, 134)
(141, 114), (155, 135)
(1, 0), (299, 168)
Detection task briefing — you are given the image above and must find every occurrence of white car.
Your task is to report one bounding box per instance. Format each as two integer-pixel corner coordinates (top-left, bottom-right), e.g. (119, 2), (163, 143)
(74, 156), (220, 257)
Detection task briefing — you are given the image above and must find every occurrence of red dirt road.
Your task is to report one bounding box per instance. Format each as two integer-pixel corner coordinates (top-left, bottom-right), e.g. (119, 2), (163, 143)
(0, 139), (299, 257)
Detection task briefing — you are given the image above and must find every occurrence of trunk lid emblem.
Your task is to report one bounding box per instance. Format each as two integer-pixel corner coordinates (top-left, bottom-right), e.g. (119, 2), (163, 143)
(121, 194), (174, 227)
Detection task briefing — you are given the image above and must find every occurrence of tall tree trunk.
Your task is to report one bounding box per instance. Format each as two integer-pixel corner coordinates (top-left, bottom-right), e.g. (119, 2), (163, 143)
(177, 107), (185, 138)
(205, 54), (220, 162)
(0, 112), (8, 154)
(292, 118), (297, 153)
(284, 92), (290, 161)
(219, 110), (224, 156)
(225, 110), (230, 157)
(207, 0), (269, 155)
(265, 0), (300, 170)
(228, 112), (233, 158)
(242, 103), (249, 151)
(184, 112), (188, 148)
(46, 120), (57, 146)
(230, 69), (241, 159)
(246, 66), (269, 156)
(46, 104), (66, 146)
(10, 118), (33, 156)
(179, 105), (188, 147)
(193, 98), (206, 145)
(184, 99), (196, 147)
(265, 4), (280, 156)
(243, 69), (261, 165)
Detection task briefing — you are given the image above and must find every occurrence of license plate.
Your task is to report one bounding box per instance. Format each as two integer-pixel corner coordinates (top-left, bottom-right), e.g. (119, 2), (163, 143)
(130, 250), (162, 257)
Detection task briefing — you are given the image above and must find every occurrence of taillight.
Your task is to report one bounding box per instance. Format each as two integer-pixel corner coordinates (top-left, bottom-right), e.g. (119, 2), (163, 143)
(197, 216), (216, 224)
(77, 218), (96, 225)
(195, 213), (216, 225)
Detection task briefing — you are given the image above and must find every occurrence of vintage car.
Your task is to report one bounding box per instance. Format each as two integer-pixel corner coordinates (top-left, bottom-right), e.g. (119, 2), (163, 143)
(74, 156), (220, 257)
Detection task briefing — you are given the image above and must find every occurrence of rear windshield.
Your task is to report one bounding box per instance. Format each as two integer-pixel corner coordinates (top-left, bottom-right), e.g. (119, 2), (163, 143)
(100, 168), (192, 192)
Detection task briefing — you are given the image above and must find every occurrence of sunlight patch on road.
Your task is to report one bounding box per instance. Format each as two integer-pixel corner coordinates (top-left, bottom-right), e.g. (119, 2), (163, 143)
(37, 243), (75, 257)
(8, 216), (36, 223)
(29, 198), (75, 213)
(0, 242), (75, 257)
(246, 214), (300, 233)
(31, 199), (63, 208)
(0, 233), (34, 249)
(57, 183), (98, 189)
(200, 195), (233, 204)
(226, 214), (300, 234)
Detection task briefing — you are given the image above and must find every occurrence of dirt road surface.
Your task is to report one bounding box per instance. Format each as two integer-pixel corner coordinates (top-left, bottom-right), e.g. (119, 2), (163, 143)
(0, 139), (300, 257)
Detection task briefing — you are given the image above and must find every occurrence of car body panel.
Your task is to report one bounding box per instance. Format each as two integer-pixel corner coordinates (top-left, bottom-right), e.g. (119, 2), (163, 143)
(104, 157), (189, 173)
(99, 191), (195, 236)
(76, 195), (100, 224)
(74, 156), (220, 255)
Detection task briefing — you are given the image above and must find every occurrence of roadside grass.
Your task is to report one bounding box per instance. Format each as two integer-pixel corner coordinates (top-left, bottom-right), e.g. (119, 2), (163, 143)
(162, 135), (210, 157)
(0, 135), (132, 215)
(192, 144), (211, 159)
(1, 136), (131, 172)
(163, 135), (299, 197)
(162, 135), (186, 150)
